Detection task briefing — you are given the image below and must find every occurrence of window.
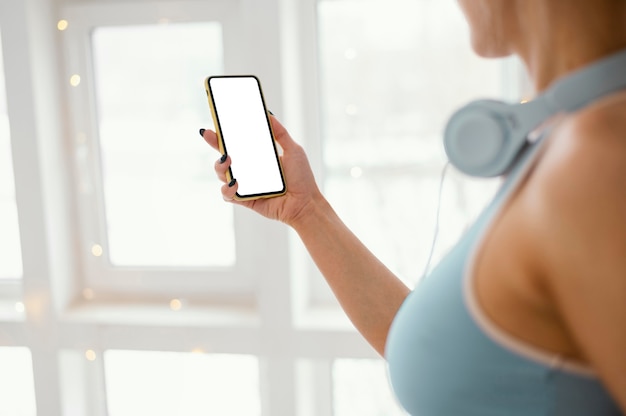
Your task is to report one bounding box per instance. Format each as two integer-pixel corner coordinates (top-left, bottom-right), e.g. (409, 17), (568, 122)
(0, 347), (36, 415)
(317, 0), (517, 284)
(104, 350), (260, 416)
(333, 359), (405, 416)
(0, 31), (23, 280)
(62, 2), (263, 296)
(91, 23), (230, 268)
(300, 0), (520, 311)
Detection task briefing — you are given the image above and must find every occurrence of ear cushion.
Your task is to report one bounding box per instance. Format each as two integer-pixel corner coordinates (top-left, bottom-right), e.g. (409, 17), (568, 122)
(443, 100), (526, 177)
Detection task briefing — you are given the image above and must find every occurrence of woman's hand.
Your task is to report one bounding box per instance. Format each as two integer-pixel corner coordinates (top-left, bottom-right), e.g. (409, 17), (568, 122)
(200, 116), (323, 227)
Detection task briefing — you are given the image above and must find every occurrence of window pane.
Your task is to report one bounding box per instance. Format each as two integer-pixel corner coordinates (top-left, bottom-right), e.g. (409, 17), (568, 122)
(92, 23), (234, 267)
(104, 350), (261, 416)
(0, 30), (23, 279)
(318, 0), (508, 286)
(0, 347), (37, 415)
(333, 359), (406, 416)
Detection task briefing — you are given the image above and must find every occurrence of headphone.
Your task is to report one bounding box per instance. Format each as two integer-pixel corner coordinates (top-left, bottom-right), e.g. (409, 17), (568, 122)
(444, 49), (626, 177)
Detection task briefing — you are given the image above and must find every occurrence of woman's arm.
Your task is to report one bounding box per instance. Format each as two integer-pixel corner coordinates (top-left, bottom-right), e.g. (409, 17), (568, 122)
(201, 117), (410, 355)
(291, 193), (411, 355)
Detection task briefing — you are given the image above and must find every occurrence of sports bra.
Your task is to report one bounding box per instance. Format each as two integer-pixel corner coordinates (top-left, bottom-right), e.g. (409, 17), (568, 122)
(385, 132), (622, 415)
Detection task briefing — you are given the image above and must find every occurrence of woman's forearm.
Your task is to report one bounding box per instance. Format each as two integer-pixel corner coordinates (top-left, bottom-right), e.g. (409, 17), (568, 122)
(291, 195), (411, 356)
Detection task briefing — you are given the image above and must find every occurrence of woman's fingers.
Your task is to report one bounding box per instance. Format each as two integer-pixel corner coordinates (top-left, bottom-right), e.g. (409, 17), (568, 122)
(204, 130), (238, 200)
(211, 152), (238, 201)
(214, 153), (230, 183)
(221, 178), (238, 201)
(200, 128), (220, 151)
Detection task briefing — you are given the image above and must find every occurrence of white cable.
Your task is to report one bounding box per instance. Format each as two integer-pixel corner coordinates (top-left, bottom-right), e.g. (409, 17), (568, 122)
(421, 161), (450, 279)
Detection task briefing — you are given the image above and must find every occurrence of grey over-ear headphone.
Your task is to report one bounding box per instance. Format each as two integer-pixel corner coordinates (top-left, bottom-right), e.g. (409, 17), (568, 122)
(443, 49), (626, 177)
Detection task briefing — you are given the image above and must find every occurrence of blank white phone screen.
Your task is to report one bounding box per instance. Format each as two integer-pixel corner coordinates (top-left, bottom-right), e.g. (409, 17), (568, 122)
(209, 76), (285, 197)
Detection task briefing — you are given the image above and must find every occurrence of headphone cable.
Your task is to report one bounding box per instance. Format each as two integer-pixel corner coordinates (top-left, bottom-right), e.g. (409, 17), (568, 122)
(421, 161), (450, 280)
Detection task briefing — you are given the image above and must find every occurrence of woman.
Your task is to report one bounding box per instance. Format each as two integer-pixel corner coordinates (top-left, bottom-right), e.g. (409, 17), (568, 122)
(201, 0), (626, 413)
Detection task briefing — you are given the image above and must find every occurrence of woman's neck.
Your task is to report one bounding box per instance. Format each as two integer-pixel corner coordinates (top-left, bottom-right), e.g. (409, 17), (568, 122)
(514, 1), (626, 93)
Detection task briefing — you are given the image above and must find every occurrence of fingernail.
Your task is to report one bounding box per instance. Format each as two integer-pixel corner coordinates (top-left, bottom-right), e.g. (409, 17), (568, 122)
(199, 128), (206, 137)
(228, 178), (236, 187)
(220, 154), (227, 164)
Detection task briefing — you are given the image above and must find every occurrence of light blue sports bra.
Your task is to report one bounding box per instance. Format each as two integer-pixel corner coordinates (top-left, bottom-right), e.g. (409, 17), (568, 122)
(385, 134), (622, 415)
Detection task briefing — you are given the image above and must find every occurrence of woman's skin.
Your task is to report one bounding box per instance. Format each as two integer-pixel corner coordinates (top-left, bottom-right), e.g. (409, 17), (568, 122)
(202, 0), (626, 410)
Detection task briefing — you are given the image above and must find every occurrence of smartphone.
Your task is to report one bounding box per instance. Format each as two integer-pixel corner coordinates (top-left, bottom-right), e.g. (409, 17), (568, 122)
(205, 75), (286, 201)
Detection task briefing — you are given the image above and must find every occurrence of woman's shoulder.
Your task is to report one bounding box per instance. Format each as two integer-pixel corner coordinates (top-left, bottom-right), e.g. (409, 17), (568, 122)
(513, 89), (626, 283)
(516, 90), (626, 267)
(558, 90), (626, 156)
(538, 90), (626, 193)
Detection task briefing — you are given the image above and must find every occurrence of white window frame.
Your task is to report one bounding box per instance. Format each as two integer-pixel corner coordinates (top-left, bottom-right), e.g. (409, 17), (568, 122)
(62, 0), (292, 299)
(0, 15), (24, 311)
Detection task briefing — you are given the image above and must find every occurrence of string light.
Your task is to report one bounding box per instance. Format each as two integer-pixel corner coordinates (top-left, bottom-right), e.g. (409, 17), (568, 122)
(70, 74), (81, 87)
(57, 20), (69, 31)
(91, 244), (103, 257)
(169, 299), (182, 311)
(85, 349), (97, 361)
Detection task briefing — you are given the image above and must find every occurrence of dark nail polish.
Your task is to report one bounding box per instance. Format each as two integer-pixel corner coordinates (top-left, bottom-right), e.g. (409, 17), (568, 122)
(199, 128), (206, 137)
(228, 178), (236, 187)
(220, 154), (227, 164)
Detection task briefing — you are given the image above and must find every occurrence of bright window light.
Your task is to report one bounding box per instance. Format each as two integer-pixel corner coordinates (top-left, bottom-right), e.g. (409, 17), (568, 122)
(91, 22), (234, 267)
(104, 350), (261, 416)
(0, 30), (23, 279)
(0, 347), (37, 415)
(333, 359), (407, 415)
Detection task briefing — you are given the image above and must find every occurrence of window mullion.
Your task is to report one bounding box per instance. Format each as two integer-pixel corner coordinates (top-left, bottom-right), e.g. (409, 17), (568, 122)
(1, 0), (68, 414)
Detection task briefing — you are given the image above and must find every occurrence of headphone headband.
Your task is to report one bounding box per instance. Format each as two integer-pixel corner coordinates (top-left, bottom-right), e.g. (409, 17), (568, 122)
(444, 48), (626, 177)
(548, 50), (626, 111)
